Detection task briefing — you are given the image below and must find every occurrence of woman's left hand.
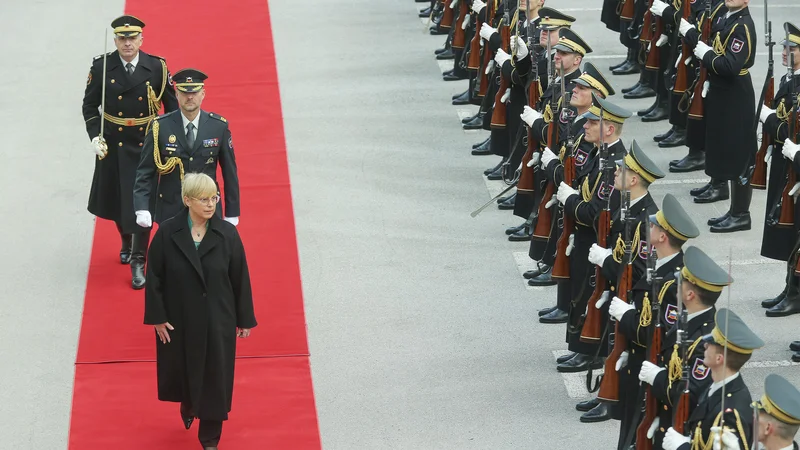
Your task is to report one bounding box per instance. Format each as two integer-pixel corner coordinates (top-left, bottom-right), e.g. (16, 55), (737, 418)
(237, 328), (251, 338)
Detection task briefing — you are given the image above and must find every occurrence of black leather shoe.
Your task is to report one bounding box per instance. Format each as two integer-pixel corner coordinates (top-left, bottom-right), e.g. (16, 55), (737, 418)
(766, 296), (800, 317)
(709, 213), (751, 233)
(789, 340), (800, 351)
(580, 403), (611, 423)
(609, 58), (629, 72)
(707, 212), (730, 226)
(670, 153), (705, 173)
(694, 183), (729, 204)
(430, 26), (448, 35)
(436, 49), (456, 60)
(524, 263), (551, 278)
(763, 291), (786, 308)
(472, 147), (493, 156)
(473, 136), (490, 149)
(484, 159), (503, 175)
(435, 47), (449, 55)
(528, 271), (556, 286)
(497, 194), (514, 204)
(557, 354), (603, 373)
(180, 404), (195, 430)
(120, 234), (132, 265)
(637, 101), (657, 117)
(463, 116), (484, 130)
(131, 261), (146, 290)
(508, 225), (533, 242)
(463, 112), (481, 124)
(612, 61), (640, 75)
(690, 182), (712, 197)
(539, 308), (569, 324)
(642, 103), (669, 122)
(419, 6), (432, 17)
(654, 127), (675, 142)
(792, 352), (800, 363)
(576, 397), (600, 412)
(452, 90), (470, 105)
(659, 128), (687, 147)
(538, 305), (557, 317)
(624, 84), (656, 99)
(507, 223), (526, 236)
(621, 81), (641, 94)
(498, 195), (516, 210)
(559, 352), (578, 364)
(486, 166), (504, 181)
(443, 72), (467, 81)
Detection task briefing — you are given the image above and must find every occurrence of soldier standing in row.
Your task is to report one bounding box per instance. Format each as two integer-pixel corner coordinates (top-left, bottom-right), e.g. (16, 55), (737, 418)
(754, 374), (800, 450)
(82, 15), (178, 289)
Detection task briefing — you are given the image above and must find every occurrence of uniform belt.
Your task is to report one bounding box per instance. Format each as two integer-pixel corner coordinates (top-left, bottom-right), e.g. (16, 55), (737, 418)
(103, 112), (156, 127)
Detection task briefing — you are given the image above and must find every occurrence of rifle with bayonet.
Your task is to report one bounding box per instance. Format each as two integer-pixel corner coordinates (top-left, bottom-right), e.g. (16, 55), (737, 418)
(452, 0), (469, 50)
(551, 82), (576, 279)
(490, 0), (512, 129)
(468, 1), (486, 71)
(517, 3), (543, 195)
(748, 1), (775, 189)
(672, 270), (691, 434)
(477, 1), (497, 99)
(687, 0), (713, 120)
(674, 0), (694, 96)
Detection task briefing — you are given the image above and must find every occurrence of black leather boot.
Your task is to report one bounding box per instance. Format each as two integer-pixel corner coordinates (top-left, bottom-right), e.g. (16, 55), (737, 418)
(508, 220), (533, 241)
(484, 159), (503, 175)
(506, 221), (527, 235)
(694, 179), (728, 204)
(710, 181), (752, 233)
(766, 295), (800, 317)
(116, 222), (132, 264)
(557, 354), (603, 373)
(609, 49), (632, 72)
(498, 193), (516, 210)
(462, 111), (481, 124)
(762, 287), (787, 308)
(529, 268), (556, 286)
(462, 114), (484, 130)
(654, 126), (675, 142)
(612, 48), (640, 75)
(558, 352), (578, 364)
(538, 305), (557, 317)
(524, 263), (551, 278)
(642, 96), (669, 122)
(452, 89), (469, 104)
(690, 182), (712, 197)
(580, 403), (611, 423)
(622, 82), (641, 94)
(472, 136), (490, 149)
(130, 229), (151, 290)
(670, 148), (705, 173)
(576, 397), (600, 412)
(472, 139), (494, 155)
(624, 81), (656, 99)
(419, 6), (432, 17)
(659, 127), (687, 148)
(539, 307), (568, 322)
(437, 48), (456, 60)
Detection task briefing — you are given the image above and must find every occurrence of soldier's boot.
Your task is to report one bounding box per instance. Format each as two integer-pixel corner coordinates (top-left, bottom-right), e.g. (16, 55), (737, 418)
(670, 145), (705, 173)
(130, 229), (151, 290)
(116, 222), (132, 265)
(767, 274), (800, 317)
(762, 286), (787, 308)
(694, 178), (728, 204)
(709, 181), (752, 233)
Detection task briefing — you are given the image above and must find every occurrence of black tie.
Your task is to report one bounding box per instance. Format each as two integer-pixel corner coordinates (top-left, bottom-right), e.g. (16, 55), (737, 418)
(186, 123), (195, 148)
(126, 62), (134, 76)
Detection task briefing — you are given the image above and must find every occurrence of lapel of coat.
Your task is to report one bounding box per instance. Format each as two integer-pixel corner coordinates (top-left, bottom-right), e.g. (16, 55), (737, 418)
(190, 111), (210, 155)
(125, 52), (154, 93)
(106, 52), (126, 91)
(197, 216), (222, 259)
(171, 210), (205, 285)
(171, 111), (191, 151)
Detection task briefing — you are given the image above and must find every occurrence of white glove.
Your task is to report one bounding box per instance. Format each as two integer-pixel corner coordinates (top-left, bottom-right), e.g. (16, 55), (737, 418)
(461, 12), (470, 30)
(224, 217), (239, 226)
(760, 105), (775, 123)
(702, 80), (710, 98)
(449, 0), (458, 8)
(471, 0), (486, 14)
(135, 210), (152, 228)
(480, 23), (496, 41)
(694, 41), (713, 60)
(520, 105), (543, 127)
(588, 243), (612, 266)
(765, 145), (773, 163)
(541, 147), (558, 167)
(545, 195), (557, 208)
(639, 361), (666, 385)
(501, 87), (511, 103)
(556, 181), (579, 204)
(91, 136), (107, 157)
(650, 0), (668, 16)
(789, 182), (800, 197)
(656, 34), (669, 47)
(595, 290), (611, 309)
(711, 427), (741, 450)
(663, 428), (691, 450)
(609, 297), (635, 321)
(527, 152), (541, 167)
(616, 351), (629, 371)
(647, 417), (661, 439)
(484, 60), (495, 75)
(565, 234), (575, 256)
(512, 36), (529, 59)
(783, 139), (800, 161)
(495, 49), (511, 66)
(679, 18), (694, 36)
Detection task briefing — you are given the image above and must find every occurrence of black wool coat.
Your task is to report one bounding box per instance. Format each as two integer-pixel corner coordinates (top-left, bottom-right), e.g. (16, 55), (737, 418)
(144, 209), (256, 421)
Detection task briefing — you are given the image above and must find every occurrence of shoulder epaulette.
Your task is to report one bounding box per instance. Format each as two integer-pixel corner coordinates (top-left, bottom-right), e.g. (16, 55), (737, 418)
(93, 51), (114, 61)
(208, 112), (227, 123)
(148, 53), (167, 61)
(156, 110), (178, 120)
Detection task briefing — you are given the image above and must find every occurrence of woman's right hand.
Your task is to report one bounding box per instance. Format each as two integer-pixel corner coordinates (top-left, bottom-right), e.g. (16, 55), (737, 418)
(154, 322), (174, 343)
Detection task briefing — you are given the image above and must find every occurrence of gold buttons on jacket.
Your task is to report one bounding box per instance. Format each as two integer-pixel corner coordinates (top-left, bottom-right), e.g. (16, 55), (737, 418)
(139, 127), (144, 131)
(138, 96), (143, 101)
(118, 95), (122, 100)
(118, 127), (123, 132)
(111, 79), (115, 83)
(139, 113), (144, 117)
(189, 157), (193, 161)
(159, 194), (163, 198)
(139, 143), (143, 147)
(118, 142), (123, 147)
(118, 112), (123, 117)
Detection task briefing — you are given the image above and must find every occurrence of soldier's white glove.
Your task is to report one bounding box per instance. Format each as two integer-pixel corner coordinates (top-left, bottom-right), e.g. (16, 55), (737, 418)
(511, 36), (529, 59)
(694, 41), (713, 60)
(765, 145), (773, 163)
(485, 60), (495, 75)
(760, 105), (776, 123)
(650, 0), (668, 16)
(565, 234), (575, 256)
(639, 361), (665, 385)
(480, 23), (497, 41)
(711, 426), (741, 450)
(91, 136), (107, 157)
(702, 80), (710, 98)
(783, 139), (800, 161)
(616, 351), (630, 371)
(545, 194), (558, 208)
(609, 296), (635, 321)
(135, 210), (152, 228)
(588, 244), (612, 266)
(495, 49), (511, 66)
(541, 147), (558, 167)
(663, 428), (691, 450)
(501, 87), (511, 103)
(471, 0), (486, 14)
(789, 182), (800, 197)
(461, 12), (470, 29)
(521, 105), (543, 126)
(556, 181), (579, 204)
(527, 152), (541, 167)
(656, 34), (669, 47)
(678, 18), (694, 36)
(449, 0), (458, 9)
(224, 217), (239, 226)
(595, 290), (611, 309)
(647, 417), (661, 439)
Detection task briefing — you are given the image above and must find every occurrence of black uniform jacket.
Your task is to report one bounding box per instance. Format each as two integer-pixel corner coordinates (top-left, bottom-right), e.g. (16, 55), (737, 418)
(677, 374), (754, 450)
(134, 110), (241, 223)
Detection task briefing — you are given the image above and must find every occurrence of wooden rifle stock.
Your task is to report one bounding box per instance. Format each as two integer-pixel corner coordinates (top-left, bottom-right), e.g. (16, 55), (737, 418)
(621, 0), (635, 21)
(580, 208), (610, 343)
(752, 79), (774, 189)
(635, 327), (662, 450)
(688, 7), (712, 120)
(597, 262), (632, 402)
(440, 0), (455, 30)
(452, 1), (469, 49)
(552, 143), (576, 279)
(774, 86), (800, 227)
(467, 7), (484, 70)
(476, 3), (495, 98)
(644, 17), (663, 71)
(532, 103), (560, 238)
(518, 72), (542, 194)
(641, 6), (654, 43)
(490, 24), (512, 128)
(673, 0), (694, 93)
(674, 390), (691, 434)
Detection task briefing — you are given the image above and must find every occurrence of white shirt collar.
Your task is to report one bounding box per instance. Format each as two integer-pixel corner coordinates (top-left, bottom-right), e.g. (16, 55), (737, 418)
(707, 372), (740, 398)
(120, 52), (140, 70)
(181, 112), (201, 134)
(655, 252), (679, 271)
(777, 444), (795, 450)
(629, 193), (646, 207)
(688, 306), (713, 321)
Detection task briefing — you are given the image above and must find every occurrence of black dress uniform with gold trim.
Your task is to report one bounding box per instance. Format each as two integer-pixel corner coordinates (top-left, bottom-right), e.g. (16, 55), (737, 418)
(133, 70), (240, 224)
(82, 16), (177, 234)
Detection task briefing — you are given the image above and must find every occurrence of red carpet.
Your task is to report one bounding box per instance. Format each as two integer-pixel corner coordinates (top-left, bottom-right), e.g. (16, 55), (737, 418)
(69, 0), (321, 447)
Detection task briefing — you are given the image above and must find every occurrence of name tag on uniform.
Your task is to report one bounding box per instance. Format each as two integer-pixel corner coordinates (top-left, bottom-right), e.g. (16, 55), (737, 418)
(203, 138), (219, 148)
(165, 143), (178, 152)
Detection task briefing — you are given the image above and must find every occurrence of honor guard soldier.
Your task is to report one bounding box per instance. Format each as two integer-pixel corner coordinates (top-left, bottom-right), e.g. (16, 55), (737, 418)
(661, 308), (764, 450)
(754, 374), (800, 450)
(133, 69), (241, 289)
(82, 15), (177, 286)
(610, 194), (700, 450)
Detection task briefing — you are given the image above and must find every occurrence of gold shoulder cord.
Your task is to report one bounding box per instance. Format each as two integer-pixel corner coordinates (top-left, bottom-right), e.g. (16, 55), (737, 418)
(152, 120), (184, 180)
(613, 223), (642, 264)
(693, 410), (749, 450)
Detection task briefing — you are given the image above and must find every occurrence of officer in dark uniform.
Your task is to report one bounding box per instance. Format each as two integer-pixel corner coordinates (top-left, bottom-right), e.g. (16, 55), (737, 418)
(638, 245), (727, 449)
(610, 193), (700, 450)
(82, 15), (177, 285)
(133, 69), (241, 288)
(758, 22), (800, 316)
(753, 374), (800, 450)
(661, 308), (764, 450)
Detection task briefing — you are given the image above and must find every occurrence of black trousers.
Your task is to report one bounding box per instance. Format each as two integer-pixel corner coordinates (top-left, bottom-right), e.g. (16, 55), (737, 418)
(199, 419), (223, 447)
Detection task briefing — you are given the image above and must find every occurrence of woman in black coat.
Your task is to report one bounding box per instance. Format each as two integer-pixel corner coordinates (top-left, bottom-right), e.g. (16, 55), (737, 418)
(144, 172), (256, 450)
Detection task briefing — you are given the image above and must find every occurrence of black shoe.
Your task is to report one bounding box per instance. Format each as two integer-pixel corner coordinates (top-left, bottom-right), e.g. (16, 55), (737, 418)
(654, 127), (675, 142)
(508, 225), (533, 242)
(621, 82), (641, 94)
(463, 116), (484, 130)
(498, 194), (516, 210)
(472, 147), (493, 156)
(557, 354), (603, 373)
(539, 308), (568, 323)
(436, 49), (456, 60)
(507, 223), (526, 236)
(642, 103), (669, 122)
(463, 112), (481, 124)
(484, 159), (503, 175)
(473, 136), (490, 149)
(694, 182), (729, 204)
(707, 212), (730, 226)
(789, 340), (800, 351)
(792, 352), (800, 363)
(419, 6), (432, 17)
(670, 153), (705, 173)
(497, 194), (514, 204)
(538, 305), (557, 317)
(452, 90), (470, 105)
(558, 352), (578, 365)
(524, 263), (551, 278)
(430, 26), (448, 36)
(658, 128), (687, 147)
(580, 403), (611, 423)
(434, 47), (449, 56)
(763, 291), (787, 309)
(131, 261), (146, 290)
(486, 166), (505, 181)
(612, 61), (640, 75)
(443, 71), (467, 81)
(528, 271), (557, 287)
(130, 230), (150, 290)
(120, 234), (132, 265)
(609, 59), (629, 72)
(624, 84), (656, 99)
(576, 397), (600, 412)
(690, 182), (712, 197)
(709, 212), (751, 233)
(180, 404), (195, 430)
(766, 296), (800, 317)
